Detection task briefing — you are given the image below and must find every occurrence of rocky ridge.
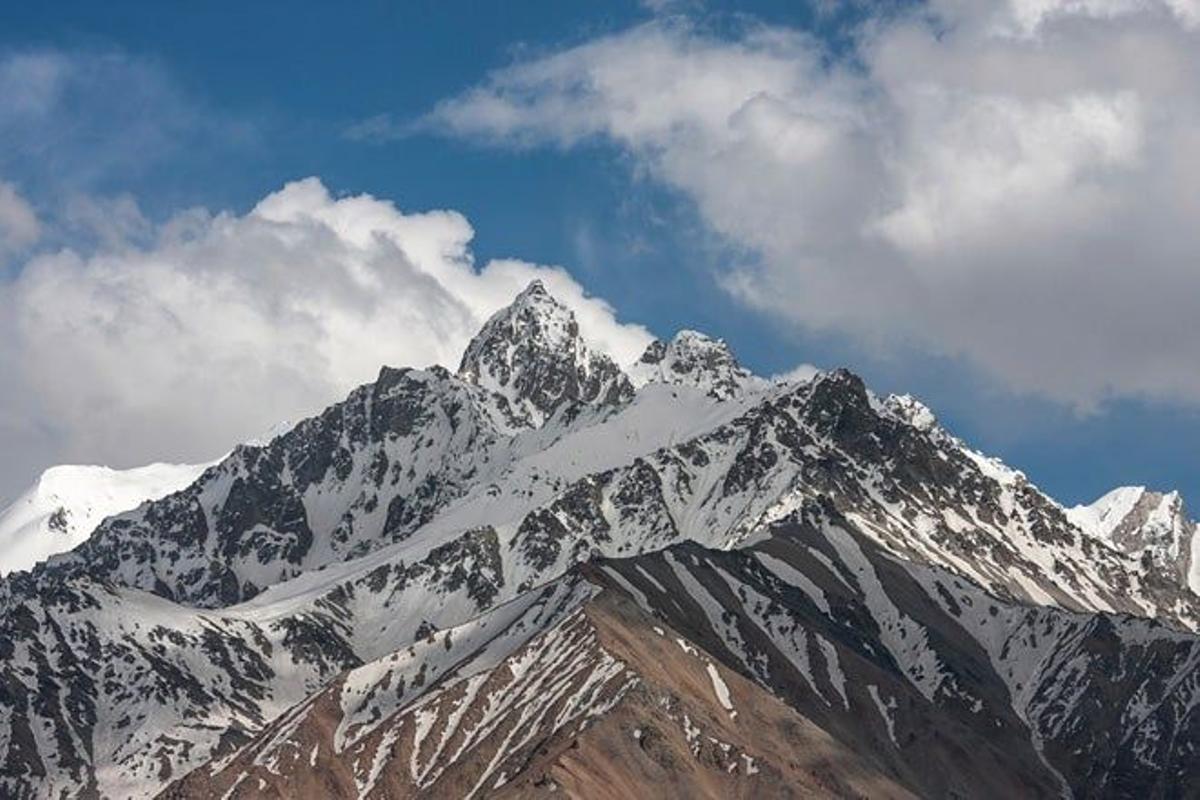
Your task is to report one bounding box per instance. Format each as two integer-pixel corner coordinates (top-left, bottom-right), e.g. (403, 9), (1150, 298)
(1, 281), (1198, 799)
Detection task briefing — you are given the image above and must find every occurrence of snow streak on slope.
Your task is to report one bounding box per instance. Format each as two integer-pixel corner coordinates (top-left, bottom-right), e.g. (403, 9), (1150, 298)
(169, 576), (638, 799)
(0, 575), (353, 799)
(592, 512), (1200, 797)
(169, 564), (926, 799)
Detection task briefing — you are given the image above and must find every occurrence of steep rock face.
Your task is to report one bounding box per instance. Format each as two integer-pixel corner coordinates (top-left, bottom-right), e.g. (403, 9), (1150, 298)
(457, 281), (633, 426)
(590, 514), (1200, 798)
(501, 368), (1200, 629)
(628, 330), (762, 400)
(1070, 487), (1200, 594)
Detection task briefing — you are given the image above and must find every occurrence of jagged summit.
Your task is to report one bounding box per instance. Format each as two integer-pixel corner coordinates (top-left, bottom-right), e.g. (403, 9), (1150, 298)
(460, 282), (768, 412)
(629, 328), (761, 399)
(457, 281), (633, 425)
(1070, 485), (1200, 592)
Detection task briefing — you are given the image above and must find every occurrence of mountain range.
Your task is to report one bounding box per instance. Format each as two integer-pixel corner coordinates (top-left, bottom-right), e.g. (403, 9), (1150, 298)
(2, 280), (1198, 799)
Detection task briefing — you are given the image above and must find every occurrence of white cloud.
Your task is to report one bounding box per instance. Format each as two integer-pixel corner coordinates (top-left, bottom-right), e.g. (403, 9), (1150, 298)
(0, 181), (39, 254)
(0, 178), (651, 493)
(423, 4), (1200, 410)
(933, 0), (1200, 35)
(772, 363), (822, 384)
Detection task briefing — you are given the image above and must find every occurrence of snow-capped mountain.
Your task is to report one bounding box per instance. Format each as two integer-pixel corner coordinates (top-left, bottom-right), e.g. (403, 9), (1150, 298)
(457, 280), (633, 426)
(2, 281), (1198, 799)
(0, 462), (209, 576)
(628, 329), (763, 399)
(1070, 486), (1200, 594)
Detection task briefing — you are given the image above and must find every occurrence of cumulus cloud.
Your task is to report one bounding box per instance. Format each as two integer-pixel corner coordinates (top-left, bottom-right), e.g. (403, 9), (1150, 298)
(0, 178), (651, 495)
(422, 1), (1200, 410)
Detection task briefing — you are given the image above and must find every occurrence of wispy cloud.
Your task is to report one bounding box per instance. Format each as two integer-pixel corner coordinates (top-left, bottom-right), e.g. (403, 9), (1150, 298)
(0, 182), (40, 256)
(0, 49), (252, 193)
(342, 112), (414, 143)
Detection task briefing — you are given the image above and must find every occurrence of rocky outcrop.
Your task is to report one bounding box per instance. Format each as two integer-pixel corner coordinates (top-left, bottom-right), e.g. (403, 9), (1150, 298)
(629, 330), (762, 400)
(458, 280), (633, 425)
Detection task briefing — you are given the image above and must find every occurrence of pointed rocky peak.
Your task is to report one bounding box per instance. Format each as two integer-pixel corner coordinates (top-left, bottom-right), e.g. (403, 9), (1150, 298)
(628, 329), (760, 400)
(798, 367), (884, 440)
(805, 367), (871, 410)
(1069, 486), (1199, 592)
(457, 281), (633, 425)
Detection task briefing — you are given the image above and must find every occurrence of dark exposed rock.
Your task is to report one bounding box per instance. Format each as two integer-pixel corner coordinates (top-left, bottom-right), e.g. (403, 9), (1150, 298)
(457, 280), (633, 424)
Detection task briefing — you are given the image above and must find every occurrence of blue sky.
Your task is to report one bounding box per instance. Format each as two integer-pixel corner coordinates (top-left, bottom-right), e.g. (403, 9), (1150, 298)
(0, 0), (1197, 511)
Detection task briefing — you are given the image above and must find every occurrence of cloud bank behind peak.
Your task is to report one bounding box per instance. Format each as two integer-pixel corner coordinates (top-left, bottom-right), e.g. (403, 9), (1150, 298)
(0, 177), (651, 498)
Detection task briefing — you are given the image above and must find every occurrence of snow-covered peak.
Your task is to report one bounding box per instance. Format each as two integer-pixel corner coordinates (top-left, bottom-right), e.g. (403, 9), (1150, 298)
(1068, 486), (1148, 539)
(883, 393), (938, 432)
(629, 330), (761, 400)
(1068, 486), (1190, 546)
(458, 281), (633, 425)
(7, 285), (1200, 796)
(1069, 486), (1200, 593)
(0, 461), (210, 575)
